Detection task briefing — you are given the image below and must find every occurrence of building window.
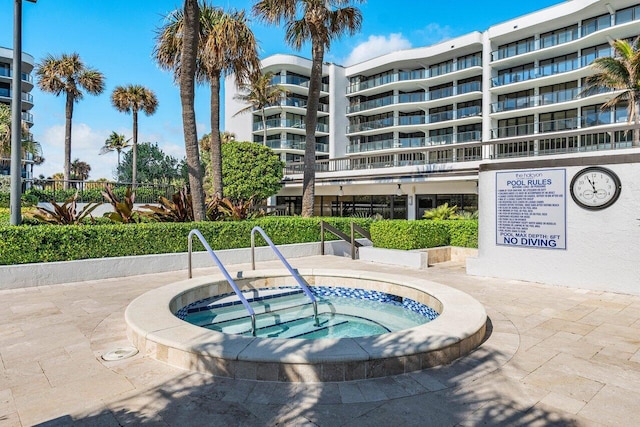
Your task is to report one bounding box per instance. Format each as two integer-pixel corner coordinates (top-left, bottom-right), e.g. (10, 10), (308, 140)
(582, 13), (611, 36)
(540, 25), (578, 48)
(539, 109), (578, 132)
(581, 104), (611, 127)
(615, 5), (640, 24)
(497, 115), (534, 138)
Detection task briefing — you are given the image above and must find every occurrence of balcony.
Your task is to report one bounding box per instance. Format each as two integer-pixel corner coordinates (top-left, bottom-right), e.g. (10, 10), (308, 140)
(491, 114), (625, 139)
(269, 97), (329, 112)
(265, 139), (328, 153)
(347, 57), (481, 94)
(346, 82), (481, 114)
(21, 111), (33, 123)
(272, 75), (329, 92)
(346, 131), (482, 154)
(491, 51), (611, 87)
(490, 13), (631, 62)
(491, 88), (580, 113)
(0, 88), (34, 103)
(0, 67), (33, 83)
(253, 118), (329, 133)
(347, 106), (481, 133)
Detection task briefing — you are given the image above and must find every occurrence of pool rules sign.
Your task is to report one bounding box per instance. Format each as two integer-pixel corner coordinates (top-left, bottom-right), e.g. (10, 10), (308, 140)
(496, 169), (566, 250)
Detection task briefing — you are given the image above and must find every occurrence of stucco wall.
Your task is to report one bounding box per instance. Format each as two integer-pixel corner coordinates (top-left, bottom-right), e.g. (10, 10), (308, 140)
(467, 151), (640, 295)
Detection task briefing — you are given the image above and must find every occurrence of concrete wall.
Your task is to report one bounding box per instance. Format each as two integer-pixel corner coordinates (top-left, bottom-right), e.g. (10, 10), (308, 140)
(0, 240), (357, 290)
(467, 151), (640, 295)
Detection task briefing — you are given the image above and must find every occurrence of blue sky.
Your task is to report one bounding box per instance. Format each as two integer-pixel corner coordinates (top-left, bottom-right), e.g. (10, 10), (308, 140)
(0, 0), (563, 180)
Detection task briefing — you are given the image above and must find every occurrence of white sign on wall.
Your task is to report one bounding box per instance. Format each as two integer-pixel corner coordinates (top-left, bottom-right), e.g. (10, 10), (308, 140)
(496, 168), (566, 249)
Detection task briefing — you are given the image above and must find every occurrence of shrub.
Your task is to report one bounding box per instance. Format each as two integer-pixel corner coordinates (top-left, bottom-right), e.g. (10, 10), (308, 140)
(442, 220), (478, 248)
(0, 217), (371, 265)
(369, 220), (449, 250)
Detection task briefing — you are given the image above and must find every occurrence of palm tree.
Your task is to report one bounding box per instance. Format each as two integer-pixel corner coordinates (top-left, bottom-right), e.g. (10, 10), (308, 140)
(234, 71), (288, 146)
(35, 53), (105, 189)
(155, 2), (259, 199)
(154, 0), (207, 220)
(582, 38), (640, 147)
(0, 104), (42, 162)
(70, 158), (91, 181)
(100, 131), (131, 176)
(253, 0), (363, 217)
(221, 131), (236, 144)
(111, 85), (158, 187)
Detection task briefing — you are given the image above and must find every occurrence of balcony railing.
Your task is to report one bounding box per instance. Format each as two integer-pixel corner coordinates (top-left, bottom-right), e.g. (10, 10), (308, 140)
(489, 12), (634, 61)
(270, 97), (329, 112)
(491, 114), (626, 138)
(491, 88), (580, 112)
(0, 88), (34, 102)
(347, 56), (482, 94)
(21, 111), (33, 123)
(346, 131), (482, 153)
(253, 118), (329, 133)
(265, 139), (328, 152)
(347, 107), (481, 133)
(271, 75), (329, 92)
(492, 51), (611, 87)
(0, 67), (33, 83)
(346, 82), (481, 114)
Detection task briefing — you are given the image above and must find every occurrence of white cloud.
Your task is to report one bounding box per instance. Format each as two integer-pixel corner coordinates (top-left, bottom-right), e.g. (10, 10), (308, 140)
(414, 23), (454, 46)
(343, 33), (412, 66)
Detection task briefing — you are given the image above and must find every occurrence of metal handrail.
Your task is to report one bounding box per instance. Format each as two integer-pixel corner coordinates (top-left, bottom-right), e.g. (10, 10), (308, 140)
(320, 221), (370, 260)
(188, 229), (256, 336)
(250, 226), (319, 325)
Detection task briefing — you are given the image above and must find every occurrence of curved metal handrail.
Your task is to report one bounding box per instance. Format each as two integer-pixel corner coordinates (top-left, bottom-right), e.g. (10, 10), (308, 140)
(251, 226), (319, 325)
(188, 229), (256, 335)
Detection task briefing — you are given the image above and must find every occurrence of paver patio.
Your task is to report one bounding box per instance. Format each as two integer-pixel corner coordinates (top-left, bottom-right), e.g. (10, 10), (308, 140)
(1, 255), (638, 426)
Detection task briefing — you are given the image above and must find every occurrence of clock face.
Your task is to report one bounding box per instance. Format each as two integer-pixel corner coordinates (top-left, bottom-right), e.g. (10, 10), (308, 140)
(570, 167), (621, 210)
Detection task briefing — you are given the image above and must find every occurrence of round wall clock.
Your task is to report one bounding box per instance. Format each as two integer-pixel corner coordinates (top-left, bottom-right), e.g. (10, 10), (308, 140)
(570, 166), (621, 210)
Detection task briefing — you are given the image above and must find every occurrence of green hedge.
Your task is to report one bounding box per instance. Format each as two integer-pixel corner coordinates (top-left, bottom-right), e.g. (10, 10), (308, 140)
(369, 220), (449, 250)
(0, 217), (372, 265)
(442, 220), (479, 248)
(369, 219), (478, 250)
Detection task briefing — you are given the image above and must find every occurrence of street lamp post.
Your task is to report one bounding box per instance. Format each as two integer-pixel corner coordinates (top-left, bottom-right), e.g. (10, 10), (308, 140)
(10, 0), (36, 226)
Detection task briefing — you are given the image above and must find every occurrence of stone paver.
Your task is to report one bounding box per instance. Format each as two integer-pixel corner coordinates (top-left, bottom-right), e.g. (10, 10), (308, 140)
(0, 255), (638, 426)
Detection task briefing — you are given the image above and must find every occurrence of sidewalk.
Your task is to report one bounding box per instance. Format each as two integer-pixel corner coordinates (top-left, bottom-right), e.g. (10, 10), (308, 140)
(1, 255), (638, 426)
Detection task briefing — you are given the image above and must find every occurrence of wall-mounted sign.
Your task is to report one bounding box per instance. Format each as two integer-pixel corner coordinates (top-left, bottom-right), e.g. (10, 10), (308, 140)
(496, 168), (566, 250)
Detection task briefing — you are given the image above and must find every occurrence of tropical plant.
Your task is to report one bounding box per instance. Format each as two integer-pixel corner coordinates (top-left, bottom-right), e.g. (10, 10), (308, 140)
(154, 0), (207, 221)
(234, 71), (288, 145)
(100, 131), (131, 174)
(582, 37), (640, 146)
(423, 203), (460, 220)
(253, 0), (363, 217)
(111, 85), (158, 187)
(0, 104), (42, 163)
(141, 187), (194, 222)
(155, 2), (259, 200)
(221, 141), (283, 202)
(199, 131), (236, 152)
(101, 185), (140, 223)
(217, 197), (266, 221)
(70, 158), (91, 181)
(29, 192), (99, 225)
(35, 53), (105, 189)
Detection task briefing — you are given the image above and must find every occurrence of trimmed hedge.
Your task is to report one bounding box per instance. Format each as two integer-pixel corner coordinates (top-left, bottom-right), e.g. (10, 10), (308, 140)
(442, 220), (479, 248)
(369, 219), (478, 250)
(369, 220), (449, 250)
(0, 217), (372, 265)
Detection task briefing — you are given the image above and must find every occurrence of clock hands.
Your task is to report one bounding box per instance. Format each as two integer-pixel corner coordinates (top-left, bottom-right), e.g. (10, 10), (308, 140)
(586, 176), (597, 194)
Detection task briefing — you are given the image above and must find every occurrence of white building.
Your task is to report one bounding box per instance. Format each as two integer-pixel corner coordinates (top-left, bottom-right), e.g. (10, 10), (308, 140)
(225, 0), (640, 219)
(0, 46), (38, 181)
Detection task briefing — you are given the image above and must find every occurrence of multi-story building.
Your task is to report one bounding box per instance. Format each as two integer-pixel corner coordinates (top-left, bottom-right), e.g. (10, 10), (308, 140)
(0, 46), (38, 181)
(225, 0), (640, 219)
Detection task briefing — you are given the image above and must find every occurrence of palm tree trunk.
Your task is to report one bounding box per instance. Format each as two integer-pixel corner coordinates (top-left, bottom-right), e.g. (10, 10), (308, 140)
(301, 41), (324, 217)
(116, 149), (121, 180)
(210, 75), (223, 198)
(63, 94), (74, 190)
(132, 110), (138, 188)
(180, 0), (206, 221)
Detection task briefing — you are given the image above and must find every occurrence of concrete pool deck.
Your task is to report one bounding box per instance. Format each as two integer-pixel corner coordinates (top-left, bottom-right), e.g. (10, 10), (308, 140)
(1, 255), (639, 426)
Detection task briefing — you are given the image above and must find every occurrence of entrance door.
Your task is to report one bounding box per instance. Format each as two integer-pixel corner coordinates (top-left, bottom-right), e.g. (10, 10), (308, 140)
(416, 195), (435, 219)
